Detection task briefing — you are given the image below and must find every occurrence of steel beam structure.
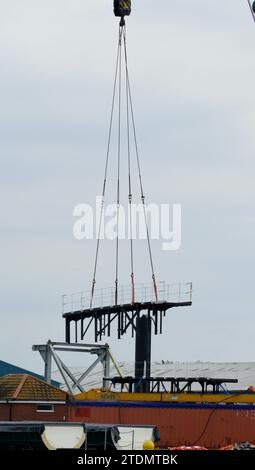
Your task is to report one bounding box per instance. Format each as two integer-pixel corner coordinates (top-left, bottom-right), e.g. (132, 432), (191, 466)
(61, 282), (192, 393)
(107, 376), (239, 394)
(32, 340), (124, 394)
(63, 300), (191, 344)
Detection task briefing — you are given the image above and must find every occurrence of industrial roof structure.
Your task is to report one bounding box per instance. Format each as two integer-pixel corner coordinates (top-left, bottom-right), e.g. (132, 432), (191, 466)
(52, 362), (255, 392)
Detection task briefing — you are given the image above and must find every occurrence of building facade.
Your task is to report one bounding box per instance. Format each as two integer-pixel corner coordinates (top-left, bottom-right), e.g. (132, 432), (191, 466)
(0, 374), (68, 422)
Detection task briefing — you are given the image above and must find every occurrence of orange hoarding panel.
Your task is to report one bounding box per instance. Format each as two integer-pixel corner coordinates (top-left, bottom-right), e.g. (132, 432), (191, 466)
(69, 403), (255, 449)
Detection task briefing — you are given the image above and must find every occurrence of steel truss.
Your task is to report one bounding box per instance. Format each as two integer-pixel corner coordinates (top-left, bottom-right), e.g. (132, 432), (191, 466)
(32, 340), (125, 395)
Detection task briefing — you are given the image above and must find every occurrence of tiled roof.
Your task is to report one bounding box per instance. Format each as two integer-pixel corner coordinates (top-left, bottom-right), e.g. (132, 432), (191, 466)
(0, 360), (60, 387)
(0, 374), (68, 401)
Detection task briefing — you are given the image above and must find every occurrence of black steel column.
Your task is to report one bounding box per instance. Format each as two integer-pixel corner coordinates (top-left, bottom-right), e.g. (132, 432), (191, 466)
(135, 314), (151, 392)
(65, 319), (71, 343)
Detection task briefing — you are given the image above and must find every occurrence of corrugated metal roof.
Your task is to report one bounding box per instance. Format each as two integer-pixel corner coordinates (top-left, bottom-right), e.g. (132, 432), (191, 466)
(0, 374), (68, 401)
(52, 362), (255, 392)
(0, 360), (60, 388)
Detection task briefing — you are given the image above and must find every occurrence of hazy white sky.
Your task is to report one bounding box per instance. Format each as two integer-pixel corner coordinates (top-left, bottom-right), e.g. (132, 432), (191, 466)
(0, 1), (255, 374)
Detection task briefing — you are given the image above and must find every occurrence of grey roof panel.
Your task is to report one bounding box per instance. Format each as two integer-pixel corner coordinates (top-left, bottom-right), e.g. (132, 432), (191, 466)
(52, 362), (255, 392)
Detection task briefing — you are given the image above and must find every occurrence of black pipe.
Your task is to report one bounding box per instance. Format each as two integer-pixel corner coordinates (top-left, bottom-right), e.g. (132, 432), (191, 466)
(135, 314), (151, 392)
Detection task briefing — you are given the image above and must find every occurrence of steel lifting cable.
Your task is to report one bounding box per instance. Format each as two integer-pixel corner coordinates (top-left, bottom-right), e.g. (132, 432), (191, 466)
(90, 25), (123, 309)
(123, 27), (158, 302)
(90, 19), (158, 308)
(247, 0), (255, 22)
(115, 25), (123, 306)
(123, 25), (135, 304)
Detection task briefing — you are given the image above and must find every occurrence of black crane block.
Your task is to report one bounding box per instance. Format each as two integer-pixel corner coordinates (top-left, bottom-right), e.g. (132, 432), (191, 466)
(253, 1), (255, 14)
(114, 0), (131, 18)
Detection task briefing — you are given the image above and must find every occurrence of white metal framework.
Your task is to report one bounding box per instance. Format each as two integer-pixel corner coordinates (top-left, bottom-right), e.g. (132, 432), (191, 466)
(32, 340), (126, 395)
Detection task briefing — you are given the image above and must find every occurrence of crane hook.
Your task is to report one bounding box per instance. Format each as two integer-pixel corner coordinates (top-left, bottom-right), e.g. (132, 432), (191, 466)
(114, 1), (131, 19)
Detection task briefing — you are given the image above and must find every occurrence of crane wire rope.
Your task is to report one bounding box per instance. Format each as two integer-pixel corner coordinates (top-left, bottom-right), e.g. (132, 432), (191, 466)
(247, 0), (255, 22)
(90, 19), (158, 309)
(124, 25), (135, 304)
(123, 26), (158, 302)
(90, 25), (123, 309)
(115, 25), (123, 305)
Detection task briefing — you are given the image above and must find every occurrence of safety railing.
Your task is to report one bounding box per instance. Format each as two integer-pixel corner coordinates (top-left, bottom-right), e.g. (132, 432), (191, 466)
(62, 281), (192, 314)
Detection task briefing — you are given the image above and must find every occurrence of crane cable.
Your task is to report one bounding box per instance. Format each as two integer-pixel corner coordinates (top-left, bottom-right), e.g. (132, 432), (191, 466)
(247, 0), (255, 22)
(123, 25), (158, 302)
(123, 27), (135, 305)
(115, 25), (123, 305)
(90, 19), (158, 308)
(90, 25), (123, 309)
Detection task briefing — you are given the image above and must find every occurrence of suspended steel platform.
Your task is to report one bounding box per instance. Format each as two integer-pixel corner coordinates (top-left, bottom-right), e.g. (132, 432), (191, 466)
(63, 281), (192, 344)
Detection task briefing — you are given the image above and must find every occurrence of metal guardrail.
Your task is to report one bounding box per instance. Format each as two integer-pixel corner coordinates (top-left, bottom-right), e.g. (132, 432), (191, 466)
(62, 281), (192, 314)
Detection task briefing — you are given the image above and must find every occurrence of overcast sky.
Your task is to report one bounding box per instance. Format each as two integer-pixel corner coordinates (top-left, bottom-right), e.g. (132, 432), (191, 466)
(0, 0), (255, 374)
